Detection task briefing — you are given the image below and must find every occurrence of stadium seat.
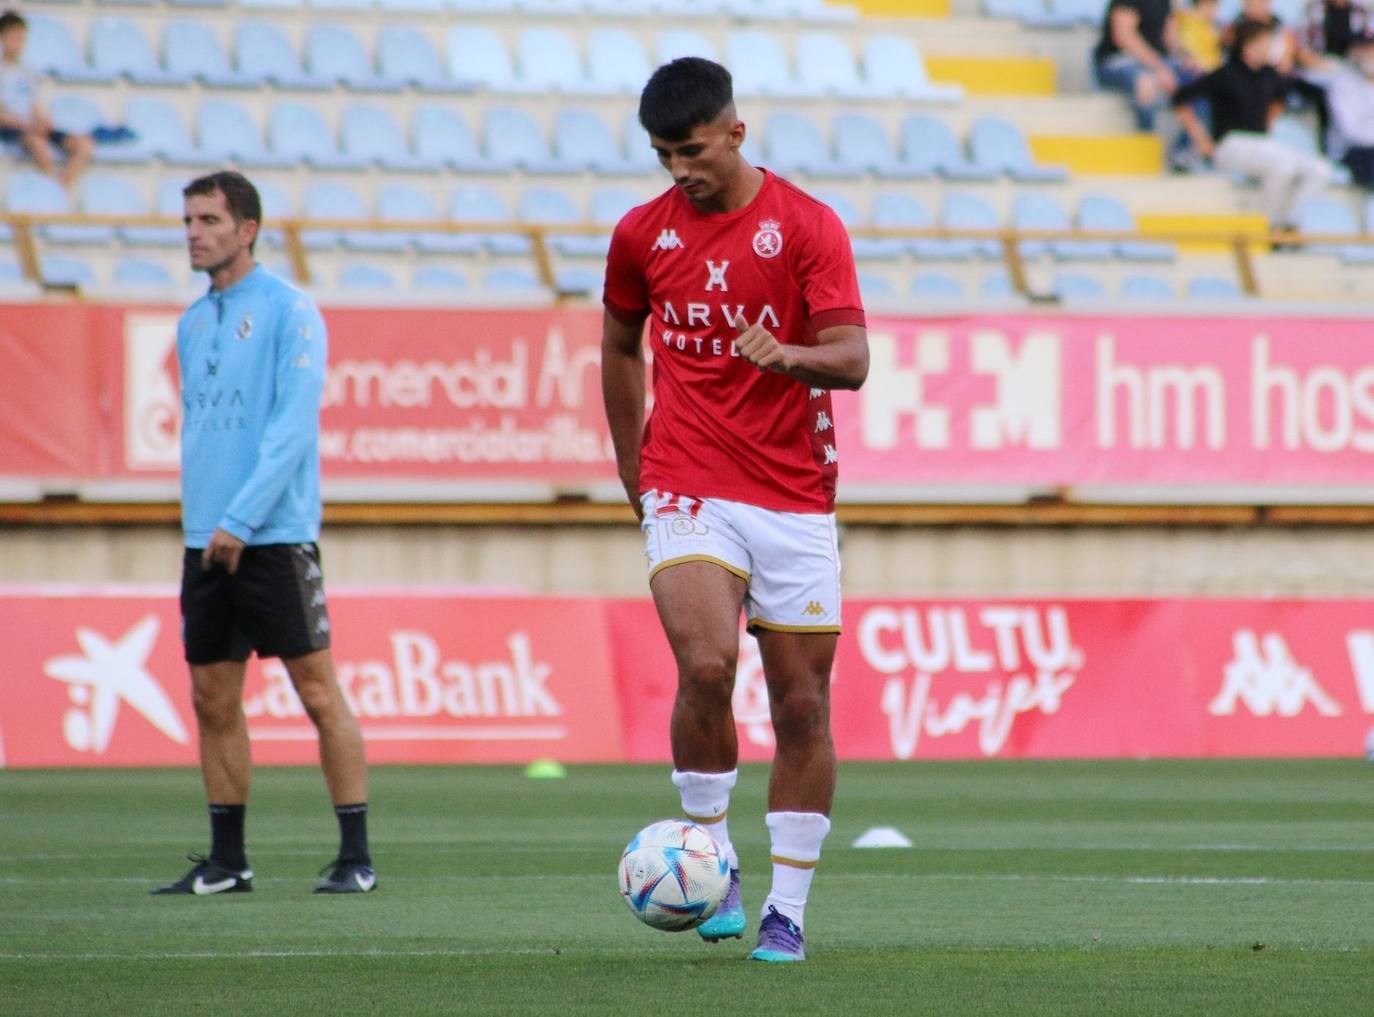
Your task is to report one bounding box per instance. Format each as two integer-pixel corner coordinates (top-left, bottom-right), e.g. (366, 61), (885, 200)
(942, 192), (1003, 259)
(1272, 117), (1350, 186)
(269, 103), (369, 170)
(910, 272), (966, 297)
(655, 30), (718, 65)
(449, 0), (521, 10)
(377, 27), (469, 93)
(900, 116), (996, 181)
(969, 118), (1070, 182)
(449, 26), (538, 93)
(590, 186), (641, 226)
(832, 113), (928, 179)
(341, 105), (440, 171)
(0, 257), (28, 288)
(585, 0), (655, 15)
(450, 186), (531, 255)
(1012, 193), (1110, 261)
(555, 266), (603, 294)
(113, 257), (176, 288)
(857, 272), (895, 299)
(79, 175), (160, 247)
(412, 265), (470, 290)
(622, 113), (660, 173)
(197, 100), (296, 168)
(1052, 272), (1107, 300)
(727, 30), (815, 99)
(861, 37), (962, 103)
(1031, 0), (1106, 27)
(163, 21), (261, 88)
(40, 254), (97, 288)
(48, 94), (103, 137)
(375, 183), (479, 254)
(764, 113), (856, 179)
(812, 190), (900, 261)
(23, 15), (115, 83)
(1294, 196), (1374, 263)
(521, 186), (605, 257)
(305, 24), (405, 91)
(5, 170), (112, 245)
(1119, 273), (1174, 300)
(1076, 193), (1175, 261)
(794, 33), (881, 99)
(483, 108), (574, 174)
(553, 110), (637, 174)
(517, 28), (608, 95)
(337, 264), (399, 290)
(483, 267), (545, 293)
(302, 182), (405, 252)
(982, 0), (1045, 18)
(235, 23), (332, 90)
(586, 29), (652, 94)
(980, 270), (1017, 298)
(872, 190), (971, 260)
(1185, 275), (1244, 299)
(120, 97), (215, 166)
(411, 105), (511, 174)
(120, 180), (190, 247)
(90, 17), (190, 85)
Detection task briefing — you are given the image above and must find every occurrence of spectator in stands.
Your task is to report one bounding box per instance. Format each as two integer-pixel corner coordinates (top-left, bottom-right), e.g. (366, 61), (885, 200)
(1309, 30), (1374, 185)
(1221, 0), (1301, 71)
(1179, 0), (1224, 72)
(0, 10), (92, 188)
(1094, 0), (1187, 130)
(1301, 0), (1370, 58)
(1173, 20), (1332, 228)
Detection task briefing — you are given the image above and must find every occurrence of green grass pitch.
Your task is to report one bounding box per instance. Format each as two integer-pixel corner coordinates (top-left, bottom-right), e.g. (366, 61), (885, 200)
(3, 759), (1373, 1016)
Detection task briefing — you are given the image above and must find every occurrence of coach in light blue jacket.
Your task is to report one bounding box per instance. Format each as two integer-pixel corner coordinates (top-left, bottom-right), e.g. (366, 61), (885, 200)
(152, 170), (378, 899)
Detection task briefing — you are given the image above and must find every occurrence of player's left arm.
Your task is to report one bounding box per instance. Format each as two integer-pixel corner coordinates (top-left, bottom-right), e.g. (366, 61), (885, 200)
(734, 321), (868, 390)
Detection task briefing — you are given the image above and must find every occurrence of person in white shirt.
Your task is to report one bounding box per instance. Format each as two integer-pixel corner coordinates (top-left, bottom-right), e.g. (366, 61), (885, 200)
(0, 10), (92, 187)
(1317, 31), (1374, 185)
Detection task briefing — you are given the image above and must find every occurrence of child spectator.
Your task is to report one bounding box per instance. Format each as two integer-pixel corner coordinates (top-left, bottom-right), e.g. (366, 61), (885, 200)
(1179, 0), (1224, 72)
(0, 10), (92, 188)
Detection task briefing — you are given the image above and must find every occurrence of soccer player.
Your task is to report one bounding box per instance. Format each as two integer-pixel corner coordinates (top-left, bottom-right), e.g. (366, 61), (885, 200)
(151, 171), (376, 896)
(600, 58), (868, 962)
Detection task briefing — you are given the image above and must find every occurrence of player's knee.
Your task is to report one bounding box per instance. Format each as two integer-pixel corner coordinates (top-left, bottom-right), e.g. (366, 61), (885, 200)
(768, 686), (830, 744)
(292, 678), (336, 724)
(191, 683), (240, 733)
(676, 650), (736, 709)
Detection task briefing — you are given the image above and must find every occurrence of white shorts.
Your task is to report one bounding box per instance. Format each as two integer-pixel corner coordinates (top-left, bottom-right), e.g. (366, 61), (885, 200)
(640, 490), (842, 633)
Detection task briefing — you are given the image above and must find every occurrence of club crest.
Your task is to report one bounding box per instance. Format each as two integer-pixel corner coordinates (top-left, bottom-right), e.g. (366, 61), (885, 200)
(752, 219), (783, 259)
(235, 313), (254, 341)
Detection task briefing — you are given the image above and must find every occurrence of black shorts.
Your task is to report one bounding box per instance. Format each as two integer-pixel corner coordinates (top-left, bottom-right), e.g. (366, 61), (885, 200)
(181, 542), (332, 665)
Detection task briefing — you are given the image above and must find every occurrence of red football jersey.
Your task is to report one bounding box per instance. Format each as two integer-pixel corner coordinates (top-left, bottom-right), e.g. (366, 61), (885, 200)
(603, 169), (865, 513)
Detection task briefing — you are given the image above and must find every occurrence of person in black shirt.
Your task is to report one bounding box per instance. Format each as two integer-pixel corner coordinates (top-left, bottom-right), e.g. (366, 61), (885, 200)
(1094, 0), (1189, 129)
(1173, 20), (1333, 227)
(1301, 0), (1370, 58)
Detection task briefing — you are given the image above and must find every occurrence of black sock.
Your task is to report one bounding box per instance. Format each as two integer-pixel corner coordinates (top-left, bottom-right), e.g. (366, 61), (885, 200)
(335, 803), (370, 866)
(208, 804), (247, 872)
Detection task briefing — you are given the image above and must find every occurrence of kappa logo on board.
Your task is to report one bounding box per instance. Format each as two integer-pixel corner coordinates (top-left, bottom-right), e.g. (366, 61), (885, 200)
(1210, 630), (1342, 718)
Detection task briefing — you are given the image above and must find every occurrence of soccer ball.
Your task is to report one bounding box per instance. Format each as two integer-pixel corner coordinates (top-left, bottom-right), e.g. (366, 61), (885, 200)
(617, 819), (730, 932)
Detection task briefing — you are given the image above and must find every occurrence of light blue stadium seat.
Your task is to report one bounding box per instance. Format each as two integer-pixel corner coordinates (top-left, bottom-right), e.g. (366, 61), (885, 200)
(521, 0), (589, 15)
(377, 27), (469, 93)
(1012, 192), (1109, 261)
(982, 0), (1044, 17)
(412, 105), (511, 173)
(483, 108), (574, 174)
(48, 94), (103, 136)
(376, 183), (479, 254)
(124, 97), (217, 165)
(590, 186), (641, 225)
(1295, 197), (1374, 264)
(942, 192), (1003, 260)
(235, 22), (332, 90)
(552, 109), (635, 174)
(861, 37), (962, 103)
(310, 0), (374, 9)
(1076, 193), (1175, 261)
(517, 28), (607, 95)
(764, 113), (856, 179)
(910, 272), (966, 297)
(6, 170), (112, 245)
(40, 254), (97, 288)
(449, 0), (521, 10)
(449, 26), (539, 93)
(305, 24), (405, 92)
(622, 113), (660, 173)
(483, 267), (544, 293)
(833, 113), (926, 179)
(113, 257), (176, 287)
(413, 265), (470, 290)
(337, 264), (399, 290)
(857, 272), (895, 299)
(1029, 0), (1105, 27)
(303, 181), (405, 252)
(121, 180), (189, 247)
(970, 117), (1069, 182)
(521, 186), (605, 257)
(811, 189), (898, 261)
(450, 186), (530, 255)
(655, 30), (718, 65)
(23, 15), (114, 83)
(198, 100), (296, 168)
(1052, 272), (1107, 301)
(586, 29), (652, 94)
(269, 103), (369, 170)
(980, 271), (1017, 298)
(728, 30), (815, 99)
(341, 105), (440, 171)
(0, 258), (26, 286)
(794, 32), (881, 99)
(556, 266), (603, 294)
(1186, 275), (1244, 300)
(900, 116), (996, 181)
(1119, 273), (1174, 300)
(79, 175), (162, 247)
(90, 17), (189, 85)
(164, 21), (260, 87)
(873, 190), (969, 260)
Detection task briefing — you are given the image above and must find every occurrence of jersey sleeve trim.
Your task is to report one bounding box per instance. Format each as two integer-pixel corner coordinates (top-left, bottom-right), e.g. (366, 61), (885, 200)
(809, 308), (866, 332)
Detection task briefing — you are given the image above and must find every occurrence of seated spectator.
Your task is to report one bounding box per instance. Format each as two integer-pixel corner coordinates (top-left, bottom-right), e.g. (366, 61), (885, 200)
(1301, 0), (1370, 58)
(1309, 31), (1374, 186)
(1173, 20), (1332, 229)
(1222, 0), (1302, 71)
(0, 9), (92, 188)
(1094, 0), (1188, 130)
(1179, 0), (1224, 72)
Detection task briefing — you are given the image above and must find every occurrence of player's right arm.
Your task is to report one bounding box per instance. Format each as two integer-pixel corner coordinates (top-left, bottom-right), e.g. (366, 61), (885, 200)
(601, 308), (649, 521)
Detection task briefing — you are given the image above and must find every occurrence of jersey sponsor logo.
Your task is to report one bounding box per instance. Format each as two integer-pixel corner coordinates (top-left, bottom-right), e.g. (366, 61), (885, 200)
(704, 260), (730, 292)
(653, 229), (684, 252)
(803, 601), (827, 618)
(752, 219), (783, 260)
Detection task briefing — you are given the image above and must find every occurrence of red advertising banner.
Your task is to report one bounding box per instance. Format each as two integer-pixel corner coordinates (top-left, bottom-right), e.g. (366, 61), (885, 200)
(3, 587), (1370, 768)
(3, 305), (1373, 496)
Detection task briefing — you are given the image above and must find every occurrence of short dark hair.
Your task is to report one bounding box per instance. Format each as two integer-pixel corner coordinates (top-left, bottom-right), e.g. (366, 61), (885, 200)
(1234, 17), (1276, 50)
(0, 10), (27, 33)
(183, 170), (262, 253)
(638, 57), (734, 142)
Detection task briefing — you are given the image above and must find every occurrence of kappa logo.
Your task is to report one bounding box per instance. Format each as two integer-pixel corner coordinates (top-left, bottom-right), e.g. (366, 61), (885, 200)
(752, 219), (783, 259)
(803, 601), (827, 617)
(653, 229), (684, 252)
(1209, 630), (1342, 718)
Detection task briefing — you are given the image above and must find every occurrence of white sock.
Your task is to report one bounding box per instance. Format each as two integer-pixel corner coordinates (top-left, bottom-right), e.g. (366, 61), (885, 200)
(762, 811), (831, 931)
(671, 769), (738, 870)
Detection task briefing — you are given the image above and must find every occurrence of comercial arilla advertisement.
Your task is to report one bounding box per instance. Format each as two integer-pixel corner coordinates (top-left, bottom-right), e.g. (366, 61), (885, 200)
(3, 588), (1372, 768)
